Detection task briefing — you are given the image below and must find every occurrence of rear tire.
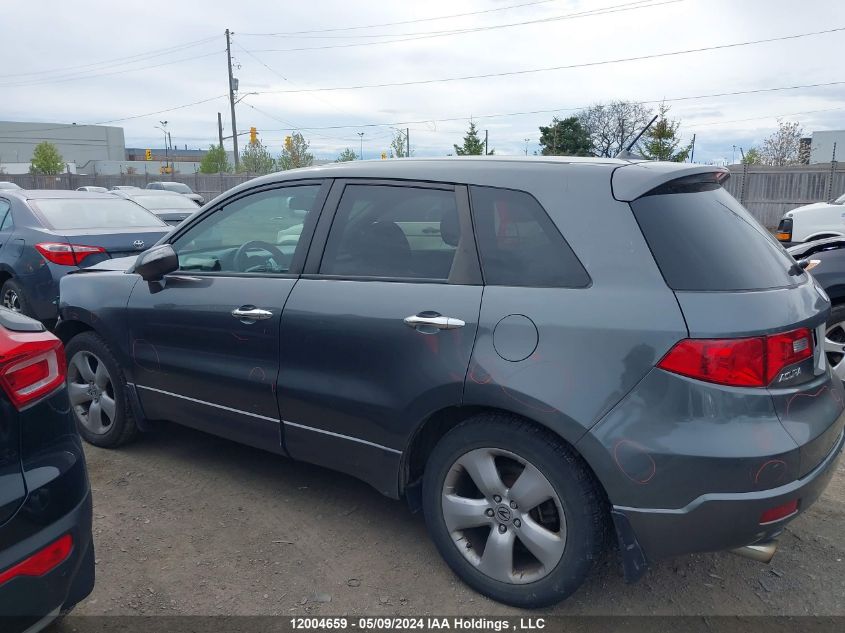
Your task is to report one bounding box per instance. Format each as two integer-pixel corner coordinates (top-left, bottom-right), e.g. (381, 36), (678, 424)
(825, 303), (845, 383)
(422, 413), (607, 608)
(1, 278), (33, 317)
(65, 331), (138, 447)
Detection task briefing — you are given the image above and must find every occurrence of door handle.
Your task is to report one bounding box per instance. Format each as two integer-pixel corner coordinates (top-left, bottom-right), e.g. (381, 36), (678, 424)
(232, 306), (273, 323)
(404, 314), (465, 331)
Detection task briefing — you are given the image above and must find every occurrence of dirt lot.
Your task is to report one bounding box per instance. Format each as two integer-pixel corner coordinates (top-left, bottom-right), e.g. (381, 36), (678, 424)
(66, 422), (844, 617)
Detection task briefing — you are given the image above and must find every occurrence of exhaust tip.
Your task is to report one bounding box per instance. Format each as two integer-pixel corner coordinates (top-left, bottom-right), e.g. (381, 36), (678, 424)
(730, 540), (778, 564)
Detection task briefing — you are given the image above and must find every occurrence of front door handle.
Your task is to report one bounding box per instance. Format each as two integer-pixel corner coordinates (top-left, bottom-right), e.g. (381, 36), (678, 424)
(404, 314), (465, 331)
(232, 306), (273, 323)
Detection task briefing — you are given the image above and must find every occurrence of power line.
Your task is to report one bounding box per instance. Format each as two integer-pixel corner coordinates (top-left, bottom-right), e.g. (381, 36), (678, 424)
(251, 79), (845, 132)
(239, 0), (567, 35)
(0, 50), (224, 88)
(244, 1), (680, 51)
(249, 27), (845, 95)
(0, 35), (218, 79)
(93, 95), (230, 125)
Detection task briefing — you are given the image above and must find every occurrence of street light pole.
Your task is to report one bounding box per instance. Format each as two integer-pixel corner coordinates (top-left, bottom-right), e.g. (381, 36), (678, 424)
(155, 121), (169, 173)
(358, 132), (364, 160)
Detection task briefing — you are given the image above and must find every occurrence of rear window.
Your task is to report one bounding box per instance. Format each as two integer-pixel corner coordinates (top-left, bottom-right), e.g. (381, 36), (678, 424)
(30, 198), (166, 230)
(631, 187), (799, 291)
(469, 186), (590, 288)
(133, 194), (199, 210)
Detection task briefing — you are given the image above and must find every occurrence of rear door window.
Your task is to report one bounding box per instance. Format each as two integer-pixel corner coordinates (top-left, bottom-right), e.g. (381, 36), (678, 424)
(631, 187), (799, 291)
(469, 186), (589, 288)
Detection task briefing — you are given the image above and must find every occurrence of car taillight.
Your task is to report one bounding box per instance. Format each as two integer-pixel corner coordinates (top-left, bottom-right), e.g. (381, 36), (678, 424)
(759, 499), (799, 524)
(776, 218), (793, 242)
(0, 534), (73, 587)
(658, 328), (813, 388)
(35, 242), (105, 266)
(0, 330), (66, 409)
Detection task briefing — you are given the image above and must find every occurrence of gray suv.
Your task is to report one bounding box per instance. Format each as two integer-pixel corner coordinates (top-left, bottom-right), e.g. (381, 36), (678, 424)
(56, 157), (845, 607)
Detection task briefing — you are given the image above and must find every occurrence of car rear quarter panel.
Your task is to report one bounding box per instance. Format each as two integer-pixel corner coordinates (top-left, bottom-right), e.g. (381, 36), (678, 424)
(463, 164), (688, 446)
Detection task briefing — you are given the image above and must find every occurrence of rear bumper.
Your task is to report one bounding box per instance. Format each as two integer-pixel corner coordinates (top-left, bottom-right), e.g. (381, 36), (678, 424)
(0, 491), (95, 629)
(614, 428), (844, 562)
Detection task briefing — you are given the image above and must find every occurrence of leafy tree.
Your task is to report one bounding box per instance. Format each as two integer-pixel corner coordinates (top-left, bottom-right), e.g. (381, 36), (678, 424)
(278, 133), (314, 170)
(741, 147), (762, 165)
(29, 141), (64, 175)
(453, 121), (493, 156)
(336, 148), (358, 162)
(637, 103), (691, 162)
(390, 130), (409, 158)
(199, 144), (231, 174)
(239, 140), (276, 175)
(761, 120), (803, 166)
(577, 101), (653, 157)
(538, 116), (591, 156)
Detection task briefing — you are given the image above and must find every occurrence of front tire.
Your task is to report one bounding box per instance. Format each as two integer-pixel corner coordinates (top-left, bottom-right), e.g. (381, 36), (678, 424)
(65, 331), (138, 447)
(422, 414), (607, 608)
(1, 278), (32, 316)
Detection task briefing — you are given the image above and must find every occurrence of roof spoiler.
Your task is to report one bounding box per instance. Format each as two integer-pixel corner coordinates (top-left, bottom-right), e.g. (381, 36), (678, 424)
(611, 163), (730, 201)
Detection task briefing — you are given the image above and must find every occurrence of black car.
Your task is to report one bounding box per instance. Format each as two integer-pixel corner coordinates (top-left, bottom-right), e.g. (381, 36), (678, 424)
(56, 158), (844, 607)
(112, 189), (202, 226)
(0, 308), (94, 631)
(0, 190), (169, 325)
(788, 237), (845, 382)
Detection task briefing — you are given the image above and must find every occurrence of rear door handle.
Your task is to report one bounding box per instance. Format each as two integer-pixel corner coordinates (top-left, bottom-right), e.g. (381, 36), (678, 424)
(232, 306), (273, 323)
(404, 314), (465, 330)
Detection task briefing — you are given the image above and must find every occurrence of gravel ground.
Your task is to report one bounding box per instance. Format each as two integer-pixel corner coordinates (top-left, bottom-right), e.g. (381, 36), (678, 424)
(64, 422), (845, 618)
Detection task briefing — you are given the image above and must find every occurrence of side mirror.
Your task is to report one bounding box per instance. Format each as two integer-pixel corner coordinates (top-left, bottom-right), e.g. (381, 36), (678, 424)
(131, 244), (178, 281)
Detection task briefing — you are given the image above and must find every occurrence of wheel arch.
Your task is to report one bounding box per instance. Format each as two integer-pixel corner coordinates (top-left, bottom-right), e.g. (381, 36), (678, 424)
(401, 405), (605, 498)
(55, 317), (95, 345)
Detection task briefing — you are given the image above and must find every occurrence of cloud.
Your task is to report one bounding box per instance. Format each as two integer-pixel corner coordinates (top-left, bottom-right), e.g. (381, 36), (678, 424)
(2, 0), (844, 161)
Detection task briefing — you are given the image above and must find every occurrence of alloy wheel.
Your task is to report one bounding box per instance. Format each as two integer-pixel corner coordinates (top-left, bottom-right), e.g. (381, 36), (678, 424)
(2, 288), (21, 312)
(67, 351), (117, 435)
(441, 447), (566, 584)
(825, 321), (845, 381)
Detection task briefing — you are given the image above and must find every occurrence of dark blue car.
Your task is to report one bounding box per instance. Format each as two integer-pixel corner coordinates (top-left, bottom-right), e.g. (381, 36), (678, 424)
(0, 190), (170, 326)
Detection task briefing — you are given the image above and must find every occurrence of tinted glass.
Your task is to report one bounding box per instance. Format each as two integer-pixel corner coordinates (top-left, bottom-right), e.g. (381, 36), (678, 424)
(469, 186), (589, 288)
(0, 201), (10, 231)
(321, 185), (460, 280)
(631, 187), (799, 291)
(172, 185), (320, 274)
(132, 194), (199, 210)
(161, 183), (192, 194)
(30, 198), (166, 229)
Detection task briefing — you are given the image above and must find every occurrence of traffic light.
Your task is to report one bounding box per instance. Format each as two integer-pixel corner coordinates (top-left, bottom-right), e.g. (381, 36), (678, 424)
(381, 152), (387, 160)
(249, 127), (257, 145)
(284, 135), (292, 148)
(145, 149), (152, 161)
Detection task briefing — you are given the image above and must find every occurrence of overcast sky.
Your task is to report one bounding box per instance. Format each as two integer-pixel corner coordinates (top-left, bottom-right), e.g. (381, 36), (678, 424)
(3, 0), (844, 163)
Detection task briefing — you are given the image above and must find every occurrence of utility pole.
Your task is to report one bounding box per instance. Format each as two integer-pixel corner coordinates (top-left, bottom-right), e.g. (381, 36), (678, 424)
(484, 130), (489, 156)
(167, 132), (172, 174)
(406, 128), (410, 158)
(524, 138), (530, 156)
(357, 132), (364, 160)
(217, 112), (224, 148)
(690, 134), (696, 163)
(226, 29), (239, 170)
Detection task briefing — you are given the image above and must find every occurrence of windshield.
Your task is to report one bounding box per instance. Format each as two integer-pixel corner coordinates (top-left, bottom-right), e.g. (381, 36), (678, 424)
(161, 183), (192, 194)
(132, 194), (199, 210)
(30, 198), (167, 229)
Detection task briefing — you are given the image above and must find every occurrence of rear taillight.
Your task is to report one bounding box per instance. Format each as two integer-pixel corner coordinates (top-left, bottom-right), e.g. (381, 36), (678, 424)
(658, 328), (813, 388)
(776, 218), (793, 242)
(35, 242), (105, 266)
(0, 330), (66, 409)
(0, 534), (73, 587)
(759, 499), (799, 524)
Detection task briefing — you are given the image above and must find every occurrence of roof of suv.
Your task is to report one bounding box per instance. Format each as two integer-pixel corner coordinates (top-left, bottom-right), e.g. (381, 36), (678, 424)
(220, 156), (729, 205)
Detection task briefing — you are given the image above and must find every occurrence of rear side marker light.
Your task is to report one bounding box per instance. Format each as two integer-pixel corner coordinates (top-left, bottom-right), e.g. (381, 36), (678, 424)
(0, 335), (66, 409)
(760, 499), (799, 524)
(35, 242), (105, 266)
(776, 232), (792, 242)
(658, 328), (812, 388)
(0, 534), (73, 587)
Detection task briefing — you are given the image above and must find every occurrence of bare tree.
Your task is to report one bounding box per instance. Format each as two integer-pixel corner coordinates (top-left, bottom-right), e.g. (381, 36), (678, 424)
(577, 101), (653, 157)
(760, 120), (804, 166)
(390, 129), (408, 158)
(278, 133), (314, 170)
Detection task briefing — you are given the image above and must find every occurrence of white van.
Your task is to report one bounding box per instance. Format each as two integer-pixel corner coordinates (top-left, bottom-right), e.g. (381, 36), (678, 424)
(777, 193), (845, 244)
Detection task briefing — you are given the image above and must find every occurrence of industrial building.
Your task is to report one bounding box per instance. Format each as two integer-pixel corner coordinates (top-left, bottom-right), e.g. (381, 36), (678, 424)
(809, 130), (845, 164)
(0, 121), (125, 173)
